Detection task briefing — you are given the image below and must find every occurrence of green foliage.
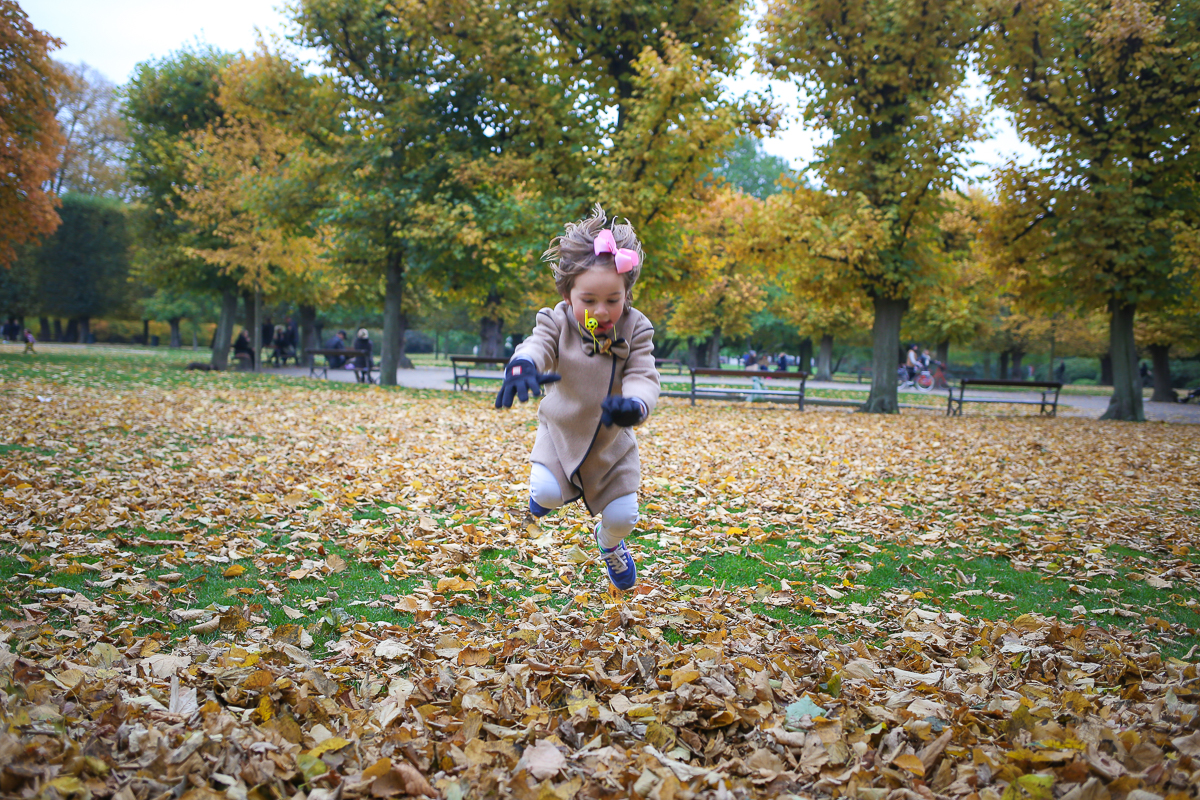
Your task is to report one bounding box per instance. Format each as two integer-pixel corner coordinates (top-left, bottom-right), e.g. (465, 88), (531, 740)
(123, 44), (238, 296)
(710, 136), (792, 200)
(24, 194), (132, 321)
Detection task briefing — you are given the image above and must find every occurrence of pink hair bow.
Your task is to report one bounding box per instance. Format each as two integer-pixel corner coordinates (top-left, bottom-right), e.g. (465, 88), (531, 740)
(594, 229), (640, 274)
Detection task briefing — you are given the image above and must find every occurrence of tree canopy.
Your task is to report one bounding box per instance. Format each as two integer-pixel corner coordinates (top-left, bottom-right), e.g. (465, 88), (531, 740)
(0, 1), (65, 267)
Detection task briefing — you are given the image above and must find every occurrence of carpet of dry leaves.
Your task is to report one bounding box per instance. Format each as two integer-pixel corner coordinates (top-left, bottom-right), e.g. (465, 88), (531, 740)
(2, 359), (1200, 800)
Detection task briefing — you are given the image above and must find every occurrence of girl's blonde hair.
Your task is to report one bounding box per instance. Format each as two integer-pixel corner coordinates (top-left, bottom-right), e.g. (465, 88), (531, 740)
(543, 204), (643, 299)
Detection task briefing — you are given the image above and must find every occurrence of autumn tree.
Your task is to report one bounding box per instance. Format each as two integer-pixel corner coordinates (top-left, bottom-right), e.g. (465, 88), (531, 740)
(294, 0), (771, 374)
(758, 0), (985, 413)
(52, 63), (129, 198)
(656, 187), (767, 367)
(0, 1), (65, 267)
(980, 0), (1200, 421)
(293, 0), (503, 381)
(124, 46), (240, 367)
(176, 48), (344, 371)
(904, 193), (997, 367)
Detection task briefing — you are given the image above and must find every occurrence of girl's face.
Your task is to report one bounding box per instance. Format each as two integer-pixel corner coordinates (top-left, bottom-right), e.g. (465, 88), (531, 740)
(564, 267), (626, 336)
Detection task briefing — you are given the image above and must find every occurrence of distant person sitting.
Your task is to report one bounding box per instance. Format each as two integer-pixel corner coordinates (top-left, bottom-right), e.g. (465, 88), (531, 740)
(777, 353), (789, 372)
(1055, 361), (1066, 383)
(323, 330), (347, 369)
(233, 330), (254, 368)
(351, 328), (373, 381)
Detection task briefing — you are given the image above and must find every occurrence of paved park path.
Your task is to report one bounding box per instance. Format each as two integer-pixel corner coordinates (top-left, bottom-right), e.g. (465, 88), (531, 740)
(281, 363), (1200, 424)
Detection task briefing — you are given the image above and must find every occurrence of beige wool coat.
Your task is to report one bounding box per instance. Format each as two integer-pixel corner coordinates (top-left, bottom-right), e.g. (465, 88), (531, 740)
(513, 301), (660, 514)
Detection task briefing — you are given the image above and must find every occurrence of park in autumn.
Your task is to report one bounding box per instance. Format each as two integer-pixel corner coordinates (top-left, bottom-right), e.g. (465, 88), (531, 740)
(2, 1), (1200, 799)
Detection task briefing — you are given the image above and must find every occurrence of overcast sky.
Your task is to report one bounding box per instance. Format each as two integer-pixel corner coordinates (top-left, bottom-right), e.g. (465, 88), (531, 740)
(23, 0), (1035, 185)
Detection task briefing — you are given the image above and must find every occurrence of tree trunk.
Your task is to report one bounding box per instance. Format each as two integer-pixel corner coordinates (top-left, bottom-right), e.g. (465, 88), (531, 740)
(1100, 300), (1144, 421)
(982, 353), (992, 379)
(142, 319), (150, 345)
(936, 340), (949, 366)
(1047, 335), (1055, 384)
(1012, 350), (1025, 380)
(39, 317), (51, 341)
(1148, 343), (1175, 403)
(686, 338), (702, 368)
(252, 289), (262, 373)
(299, 304), (317, 368)
(705, 326), (722, 368)
(999, 351), (1010, 381)
(380, 251), (405, 386)
(211, 288), (238, 370)
(656, 338), (680, 359)
(53, 318), (63, 341)
(168, 318), (182, 348)
(861, 295), (907, 414)
(191, 324), (198, 351)
(1099, 354), (1113, 386)
(65, 318), (78, 343)
(76, 316), (89, 343)
(816, 334), (833, 381)
(797, 337), (813, 373)
(479, 317), (504, 358)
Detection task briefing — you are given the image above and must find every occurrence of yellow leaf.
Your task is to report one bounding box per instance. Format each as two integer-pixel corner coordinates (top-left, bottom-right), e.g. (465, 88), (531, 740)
(893, 753), (925, 776)
(436, 576), (477, 593)
(307, 736), (351, 758)
(670, 668), (700, 690)
(223, 564), (246, 578)
(257, 694), (273, 721)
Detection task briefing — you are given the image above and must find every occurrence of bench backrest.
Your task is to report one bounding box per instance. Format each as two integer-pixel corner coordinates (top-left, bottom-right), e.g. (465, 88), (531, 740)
(306, 348), (365, 356)
(960, 379), (1062, 389)
(450, 355), (509, 365)
(691, 367), (810, 378)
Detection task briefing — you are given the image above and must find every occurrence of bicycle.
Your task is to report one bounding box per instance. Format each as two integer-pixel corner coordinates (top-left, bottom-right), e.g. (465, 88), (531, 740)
(899, 362), (938, 392)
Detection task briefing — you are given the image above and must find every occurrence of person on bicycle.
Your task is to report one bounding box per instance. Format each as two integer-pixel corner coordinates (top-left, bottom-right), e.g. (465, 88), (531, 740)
(905, 344), (921, 383)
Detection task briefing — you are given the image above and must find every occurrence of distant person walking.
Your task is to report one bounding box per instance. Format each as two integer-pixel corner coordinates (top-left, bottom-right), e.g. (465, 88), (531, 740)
(22, 328), (36, 354)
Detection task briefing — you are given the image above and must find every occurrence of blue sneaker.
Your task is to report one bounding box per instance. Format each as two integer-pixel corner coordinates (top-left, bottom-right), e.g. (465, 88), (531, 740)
(595, 525), (637, 590)
(529, 497), (551, 518)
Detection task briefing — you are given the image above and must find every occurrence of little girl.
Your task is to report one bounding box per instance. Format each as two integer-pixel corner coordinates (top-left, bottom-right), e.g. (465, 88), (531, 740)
(496, 206), (660, 590)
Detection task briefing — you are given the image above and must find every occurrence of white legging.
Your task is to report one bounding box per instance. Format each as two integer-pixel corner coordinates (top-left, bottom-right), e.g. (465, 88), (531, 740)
(529, 462), (638, 548)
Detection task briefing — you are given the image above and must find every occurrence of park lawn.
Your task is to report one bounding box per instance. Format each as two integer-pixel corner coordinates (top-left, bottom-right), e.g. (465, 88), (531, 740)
(1, 348), (1198, 800)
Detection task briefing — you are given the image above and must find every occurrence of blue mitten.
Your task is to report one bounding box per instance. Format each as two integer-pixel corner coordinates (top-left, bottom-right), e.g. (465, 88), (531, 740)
(495, 358), (561, 408)
(600, 395), (645, 427)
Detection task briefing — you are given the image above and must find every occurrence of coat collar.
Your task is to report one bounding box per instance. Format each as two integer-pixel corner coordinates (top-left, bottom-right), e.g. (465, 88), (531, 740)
(562, 302), (628, 359)
(578, 323), (629, 359)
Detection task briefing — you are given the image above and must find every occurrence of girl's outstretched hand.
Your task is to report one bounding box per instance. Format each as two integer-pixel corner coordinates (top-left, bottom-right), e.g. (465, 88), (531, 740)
(600, 395), (646, 427)
(495, 358), (561, 408)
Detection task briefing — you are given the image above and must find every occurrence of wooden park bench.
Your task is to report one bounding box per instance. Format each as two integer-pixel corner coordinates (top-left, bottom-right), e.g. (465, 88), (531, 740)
(451, 355), (509, 391)
(305, 348), (374, 383)
(946, 379), (1063, 416)
(687, 367), (809, 410)
(655, 358), (685, 375)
